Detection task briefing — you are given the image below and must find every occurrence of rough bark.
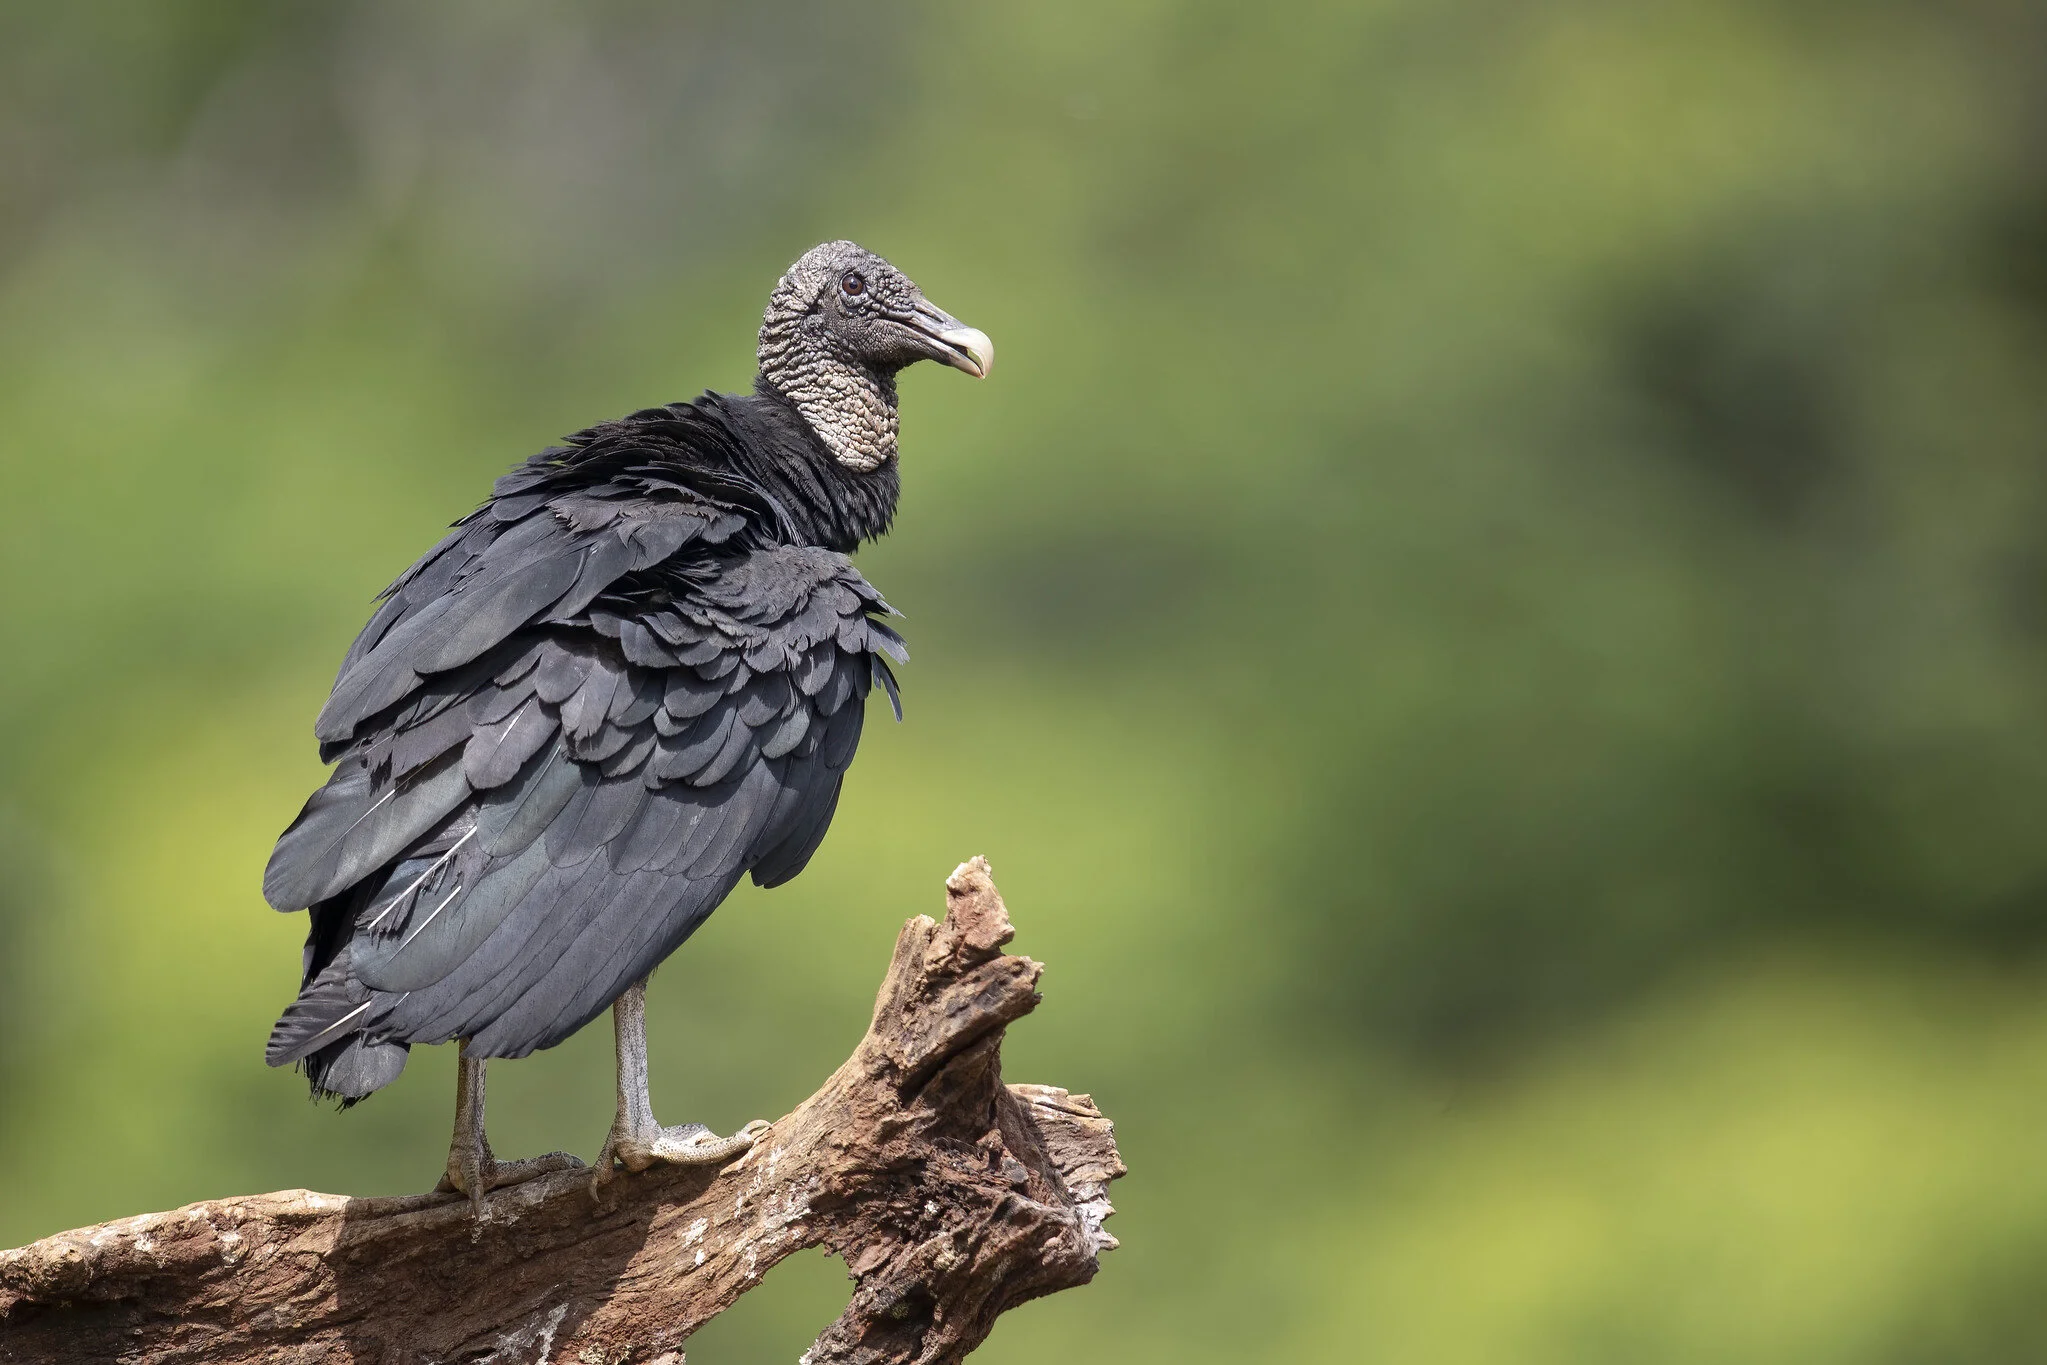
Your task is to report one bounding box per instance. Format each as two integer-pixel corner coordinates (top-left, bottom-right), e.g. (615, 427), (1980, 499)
(0, 858), (1122, 1364)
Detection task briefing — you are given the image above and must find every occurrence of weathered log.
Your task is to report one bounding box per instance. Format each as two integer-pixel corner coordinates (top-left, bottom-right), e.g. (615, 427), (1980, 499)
(0, 858), (1121, 1364)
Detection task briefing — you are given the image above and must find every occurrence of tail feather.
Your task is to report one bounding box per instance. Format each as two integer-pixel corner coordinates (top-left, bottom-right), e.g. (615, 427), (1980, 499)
(267, 914), (410, 1103)
(302, 1033), (409, 1104)
(266, 940), (370, 1067)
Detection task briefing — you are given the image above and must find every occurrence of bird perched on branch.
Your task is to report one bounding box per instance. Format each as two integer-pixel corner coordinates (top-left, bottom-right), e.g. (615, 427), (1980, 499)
(262, 242), (991, 1205)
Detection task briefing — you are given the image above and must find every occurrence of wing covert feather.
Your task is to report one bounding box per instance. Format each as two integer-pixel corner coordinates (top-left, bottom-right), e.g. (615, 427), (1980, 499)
(274, 502), (903, 1068)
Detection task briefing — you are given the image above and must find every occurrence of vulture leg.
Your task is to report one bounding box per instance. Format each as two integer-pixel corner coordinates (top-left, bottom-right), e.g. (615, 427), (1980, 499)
(435, 1039), (584, 1212)
(592, 981), (769, 1188)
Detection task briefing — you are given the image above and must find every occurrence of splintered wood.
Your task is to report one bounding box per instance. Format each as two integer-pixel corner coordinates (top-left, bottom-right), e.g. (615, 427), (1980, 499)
(0, 858), (1123, 1365)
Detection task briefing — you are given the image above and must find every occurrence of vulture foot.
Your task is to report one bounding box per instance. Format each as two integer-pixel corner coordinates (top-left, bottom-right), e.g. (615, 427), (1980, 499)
(593, 1119), (770, 1189)
(594, 980), (769, 1193)
(437, 1039), (584, 1215)
(437, 1148), (585, 1209)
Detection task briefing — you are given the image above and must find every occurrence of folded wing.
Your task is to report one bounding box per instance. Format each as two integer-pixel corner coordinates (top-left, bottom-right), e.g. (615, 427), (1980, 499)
(265, 485), (901, 1079)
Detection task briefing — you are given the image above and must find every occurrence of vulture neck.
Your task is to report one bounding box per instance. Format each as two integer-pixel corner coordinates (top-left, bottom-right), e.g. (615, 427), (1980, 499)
(725, 380), (900, 553)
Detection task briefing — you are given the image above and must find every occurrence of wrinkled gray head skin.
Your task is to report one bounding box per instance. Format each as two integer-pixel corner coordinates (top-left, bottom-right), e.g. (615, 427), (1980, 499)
(757, 241), (992, 472)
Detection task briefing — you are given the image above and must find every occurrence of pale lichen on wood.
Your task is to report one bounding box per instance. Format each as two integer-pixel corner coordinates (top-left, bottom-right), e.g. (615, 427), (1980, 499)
(0, 858), (1122, 1364)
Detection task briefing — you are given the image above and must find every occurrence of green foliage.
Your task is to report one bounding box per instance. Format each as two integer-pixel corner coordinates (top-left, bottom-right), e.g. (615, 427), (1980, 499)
(3, 2), (2046, 1359)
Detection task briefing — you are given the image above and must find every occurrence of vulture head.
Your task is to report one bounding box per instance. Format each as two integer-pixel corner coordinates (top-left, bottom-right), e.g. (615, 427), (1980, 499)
(757, 240), (993, 472)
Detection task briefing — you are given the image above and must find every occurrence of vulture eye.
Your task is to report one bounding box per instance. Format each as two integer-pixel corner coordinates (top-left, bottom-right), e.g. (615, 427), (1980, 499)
(840, 271), (865, 298)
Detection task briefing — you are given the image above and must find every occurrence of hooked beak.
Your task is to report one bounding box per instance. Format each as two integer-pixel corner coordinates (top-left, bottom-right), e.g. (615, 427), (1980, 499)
(907, 301), (994, 379)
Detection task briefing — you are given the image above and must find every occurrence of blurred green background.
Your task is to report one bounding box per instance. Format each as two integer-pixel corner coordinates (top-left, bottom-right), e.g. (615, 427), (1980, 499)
(5, 1), (2047, 1359)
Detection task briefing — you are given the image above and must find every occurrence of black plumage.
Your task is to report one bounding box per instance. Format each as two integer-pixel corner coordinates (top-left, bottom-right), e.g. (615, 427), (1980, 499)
(263, 242), (992, 1122)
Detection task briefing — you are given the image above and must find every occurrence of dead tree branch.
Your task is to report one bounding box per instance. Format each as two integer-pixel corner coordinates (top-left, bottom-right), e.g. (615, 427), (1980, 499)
(0, 857), (1122, 1364)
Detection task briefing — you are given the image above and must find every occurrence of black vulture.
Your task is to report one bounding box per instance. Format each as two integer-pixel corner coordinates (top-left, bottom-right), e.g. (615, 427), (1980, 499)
(262, 242), (991, 1205)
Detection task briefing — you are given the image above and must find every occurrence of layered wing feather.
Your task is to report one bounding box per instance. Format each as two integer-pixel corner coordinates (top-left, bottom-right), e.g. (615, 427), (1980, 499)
(265, 473), (897, 1088)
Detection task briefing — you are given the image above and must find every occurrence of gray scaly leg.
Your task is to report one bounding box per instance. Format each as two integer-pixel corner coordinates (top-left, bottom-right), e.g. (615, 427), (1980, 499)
(592, 981), (769, 1189)
(435, 1039), (583, 1212)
